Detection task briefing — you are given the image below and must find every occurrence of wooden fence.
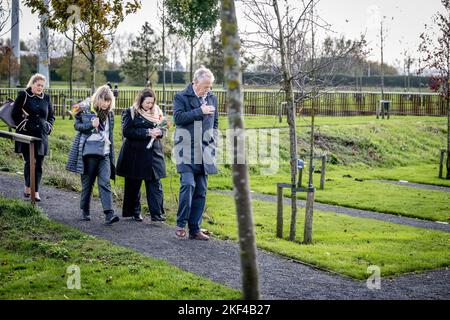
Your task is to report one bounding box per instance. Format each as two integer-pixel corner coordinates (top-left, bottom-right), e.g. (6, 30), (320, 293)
(0, 88), (447, 117)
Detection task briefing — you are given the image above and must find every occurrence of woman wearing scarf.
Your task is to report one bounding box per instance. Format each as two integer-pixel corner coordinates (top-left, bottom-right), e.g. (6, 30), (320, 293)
(66, 85), (119, 224)
(116, 88), (167, 222)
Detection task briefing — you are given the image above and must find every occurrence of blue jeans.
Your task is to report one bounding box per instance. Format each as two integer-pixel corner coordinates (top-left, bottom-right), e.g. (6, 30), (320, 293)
(176, 172), (208, 235)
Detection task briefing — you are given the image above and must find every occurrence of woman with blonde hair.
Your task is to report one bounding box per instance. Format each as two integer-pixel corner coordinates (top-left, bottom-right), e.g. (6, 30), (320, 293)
(12, 73), (55, 201)
(116, 88), (167, 222)
(66, 85), (119, 224)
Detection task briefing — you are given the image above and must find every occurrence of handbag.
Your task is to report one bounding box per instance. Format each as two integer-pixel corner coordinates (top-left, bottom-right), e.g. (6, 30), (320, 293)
(82, 138), (105, 157)
(0, 94), (27, 128)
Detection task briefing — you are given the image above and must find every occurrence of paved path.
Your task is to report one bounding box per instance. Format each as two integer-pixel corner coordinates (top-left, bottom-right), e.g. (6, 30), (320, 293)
(0, 173), (448, 299)
(213, 190), (450, 232)
(377, 179), (450, 193)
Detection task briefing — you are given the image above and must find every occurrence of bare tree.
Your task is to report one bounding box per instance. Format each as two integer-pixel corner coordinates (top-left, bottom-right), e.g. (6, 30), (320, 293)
(158, 0), (171, 108)
(0, 0), (11, 37)
(401, 49), (414, 92)
(241, 0), (365, 242)
(109, 32), (133, 65)
(221, 0), (260, 300)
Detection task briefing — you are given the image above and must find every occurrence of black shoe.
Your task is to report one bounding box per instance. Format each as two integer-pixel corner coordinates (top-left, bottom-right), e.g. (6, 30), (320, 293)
(151, 215), (166, 222)
(23, 192), (30, 198)
(132, 214), (143, 222)
(81, 211), (91, 221)
(105, 211), (119, 225)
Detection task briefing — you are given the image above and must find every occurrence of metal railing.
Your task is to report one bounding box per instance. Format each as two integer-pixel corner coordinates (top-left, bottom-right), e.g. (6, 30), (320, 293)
(0, 88), (446, 117)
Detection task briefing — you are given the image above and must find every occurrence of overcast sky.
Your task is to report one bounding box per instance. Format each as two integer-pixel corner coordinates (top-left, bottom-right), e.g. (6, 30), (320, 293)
(2, 0), (444, 69)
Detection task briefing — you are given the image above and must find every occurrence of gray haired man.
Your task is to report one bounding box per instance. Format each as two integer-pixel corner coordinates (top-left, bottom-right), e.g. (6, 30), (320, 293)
(173, 67), (218, 240)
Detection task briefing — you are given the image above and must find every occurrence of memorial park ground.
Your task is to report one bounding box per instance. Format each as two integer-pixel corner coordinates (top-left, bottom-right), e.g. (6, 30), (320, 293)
(0, 115), (448, 298)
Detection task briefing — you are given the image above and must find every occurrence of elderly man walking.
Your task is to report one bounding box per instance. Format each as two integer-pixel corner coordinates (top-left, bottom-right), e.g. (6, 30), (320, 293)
(173, 67), (218, 241)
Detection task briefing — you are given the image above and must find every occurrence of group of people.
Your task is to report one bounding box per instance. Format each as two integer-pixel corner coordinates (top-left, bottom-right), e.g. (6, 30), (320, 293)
(12, 67), (218, 241)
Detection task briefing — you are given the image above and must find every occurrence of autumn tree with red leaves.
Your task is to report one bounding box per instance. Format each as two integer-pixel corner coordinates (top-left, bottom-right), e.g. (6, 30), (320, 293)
(418, 0), (450, 179)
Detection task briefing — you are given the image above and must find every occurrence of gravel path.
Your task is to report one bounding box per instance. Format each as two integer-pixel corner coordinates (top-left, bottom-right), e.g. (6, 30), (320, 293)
(0, 173), (448, 300)
(212, 190), (450, 233)
(377, 179), (450, 193)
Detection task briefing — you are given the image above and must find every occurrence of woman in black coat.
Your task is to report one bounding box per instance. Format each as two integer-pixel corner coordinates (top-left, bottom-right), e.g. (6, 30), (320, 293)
(116, 88), (167, 222)
(12, 73), (55, 201)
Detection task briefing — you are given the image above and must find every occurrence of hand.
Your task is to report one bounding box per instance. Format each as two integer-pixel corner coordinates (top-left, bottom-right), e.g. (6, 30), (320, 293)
(148, 128), (161, 139)
(201, 104), (215, 115)
(91, 117), (99, 129)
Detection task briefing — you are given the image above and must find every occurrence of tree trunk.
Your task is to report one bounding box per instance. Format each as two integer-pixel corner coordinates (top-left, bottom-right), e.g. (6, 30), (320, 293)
(447, 25), (450, 179)
(90, 52), (96, 94)
(447, 78), (450, 179)
(303, 1), (316, 244)
(190, 35), (194, 82)
(10, 0), (20, 87)
(162, 0), (166, 112)
(273, 0), (298, 241)
(380, 21), (385, 101)
(221, 0), (260, 300)
(69, 27), (75, 103)
(38, 0), (50, 88)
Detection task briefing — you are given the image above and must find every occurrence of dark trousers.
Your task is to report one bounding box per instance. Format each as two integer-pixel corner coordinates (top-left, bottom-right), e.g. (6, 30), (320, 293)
(122, 177), (165, 218)
(22, 151), (44, 192)
(176, 172), (208, 235)
(80, 155), (113, 214)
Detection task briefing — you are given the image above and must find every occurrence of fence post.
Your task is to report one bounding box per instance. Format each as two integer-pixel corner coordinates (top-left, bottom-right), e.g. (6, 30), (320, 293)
(276, 185), (283, 238)
(29, 142), (36, 205)
(61, 93), (66, 120)
(303, 190), (315, 244)
(320, 155), (326, 190)
(279, 102), (287, 123)
(289, 187), (297, 241)
(376, 100), (380, 119)
(439, 149), (446, 179)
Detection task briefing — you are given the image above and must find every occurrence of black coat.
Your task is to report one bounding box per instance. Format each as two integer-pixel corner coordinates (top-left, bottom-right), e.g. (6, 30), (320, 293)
(12, 88), (55, 156)
(116, 108), (166, 180)
(66, 110), (116, 181)
(173, 83), (219, 174)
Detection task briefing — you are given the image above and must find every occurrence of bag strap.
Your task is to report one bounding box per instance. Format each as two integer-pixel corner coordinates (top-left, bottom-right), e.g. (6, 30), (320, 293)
(130, 106), (135, 120)
(21, 92), (29, 117)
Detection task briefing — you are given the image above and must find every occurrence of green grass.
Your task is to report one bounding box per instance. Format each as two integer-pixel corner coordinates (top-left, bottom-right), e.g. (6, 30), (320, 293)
(158, 189), (450, 279)
(211, 116), (450, 221)
(0, 115), (449, 281)
(0, 115), (448, 221)
(193, 193), (449, 279)
(0, 197), (241, 300)
(213, 166), (449, 222)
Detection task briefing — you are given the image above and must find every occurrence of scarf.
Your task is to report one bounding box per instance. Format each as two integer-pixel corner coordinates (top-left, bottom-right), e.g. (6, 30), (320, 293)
(97, 108), (110, 124)
(137, 104), (163, 125)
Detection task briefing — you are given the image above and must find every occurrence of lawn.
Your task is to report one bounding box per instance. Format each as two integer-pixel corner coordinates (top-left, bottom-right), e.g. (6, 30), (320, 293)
(0, 197), (241, 300)
(0, 115), (449, 280)
(0, 115), (448, 222)
(211, 116), (450, 221)
(191, 193), (449, 279)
